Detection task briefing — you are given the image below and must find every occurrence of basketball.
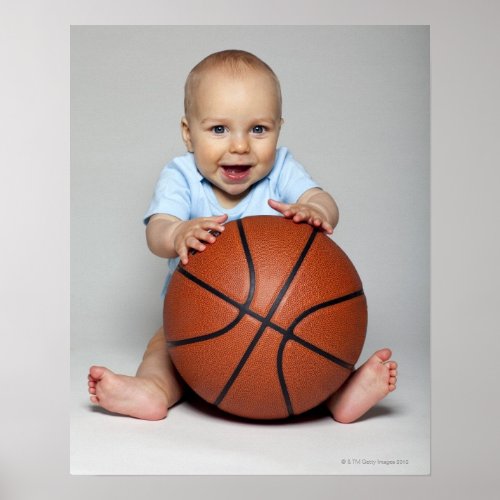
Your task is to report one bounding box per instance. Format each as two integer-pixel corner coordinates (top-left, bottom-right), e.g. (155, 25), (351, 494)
(163, 215), (367, 420)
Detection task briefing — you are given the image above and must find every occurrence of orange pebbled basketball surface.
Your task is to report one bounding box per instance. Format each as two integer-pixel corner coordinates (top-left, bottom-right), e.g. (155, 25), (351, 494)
(164, 215), (367, 420)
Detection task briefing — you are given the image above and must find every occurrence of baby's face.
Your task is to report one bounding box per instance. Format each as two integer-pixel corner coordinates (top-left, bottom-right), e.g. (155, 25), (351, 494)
(182, 69), (282, 208)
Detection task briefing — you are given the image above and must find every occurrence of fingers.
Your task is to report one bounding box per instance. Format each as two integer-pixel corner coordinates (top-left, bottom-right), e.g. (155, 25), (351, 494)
(268, 198), (291, 216)
(213, 213), (229, 222)
(269, 199), (333, 234)
(268, 198), (284, 209)
(177, 234), (209, 265)
(320, 221), (334, 234)
(269, 199), (309, 220)
(178, 246), (190, 265)
(175, 215), (228, 264)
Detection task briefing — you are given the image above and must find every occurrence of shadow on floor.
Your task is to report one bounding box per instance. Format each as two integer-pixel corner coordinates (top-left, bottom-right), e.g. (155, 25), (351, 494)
(88, 390), (401, 424)
(182, 391), (400, 426)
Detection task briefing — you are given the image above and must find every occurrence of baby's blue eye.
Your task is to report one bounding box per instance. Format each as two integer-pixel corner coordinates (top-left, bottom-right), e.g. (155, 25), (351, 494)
(212, 125), (226, 134)
(252, 125), (266, 134)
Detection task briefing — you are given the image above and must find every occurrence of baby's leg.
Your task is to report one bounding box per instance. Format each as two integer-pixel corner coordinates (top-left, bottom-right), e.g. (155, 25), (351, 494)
(325, 348), (398, 424)
(87, 327), (184, 420)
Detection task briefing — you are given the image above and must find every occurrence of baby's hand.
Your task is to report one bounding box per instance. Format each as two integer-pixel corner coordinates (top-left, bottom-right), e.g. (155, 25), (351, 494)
(268, 199), (334, 234)
(173, 214), (228, 265)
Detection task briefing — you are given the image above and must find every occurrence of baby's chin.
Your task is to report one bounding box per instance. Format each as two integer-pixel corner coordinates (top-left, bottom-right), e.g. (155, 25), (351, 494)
(210, 181), (252, 208)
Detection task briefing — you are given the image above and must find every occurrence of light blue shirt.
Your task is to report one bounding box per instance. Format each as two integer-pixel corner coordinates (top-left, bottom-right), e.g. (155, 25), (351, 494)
(144, 146), (319, 294)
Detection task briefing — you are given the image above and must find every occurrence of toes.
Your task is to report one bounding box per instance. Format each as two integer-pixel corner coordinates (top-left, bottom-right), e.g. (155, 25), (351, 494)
(90, 395), (99, 404)
(375, 348), (392, 363)
(389, 376), (397, 385)
(89, 365), (108, 380)
(388, 384), (396, 392)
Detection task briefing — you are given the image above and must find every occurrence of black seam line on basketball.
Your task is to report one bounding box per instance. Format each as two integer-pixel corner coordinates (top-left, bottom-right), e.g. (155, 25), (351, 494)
(175, 263), (359, 370)
(169, 220), (257, 348)
(174, 225), (357, 400)
(168, 222), (254, 348)
(214, 228), (319, 407)
(274, 293), (363, 416)
(255, 291), (363, 371)
(213, 324), (267, 406)
(277, 337), (294, 417)
(176, 266), (248, 313)
(167, 311), (246, 347)
(286, 335), (354, 371)
(268, 319), (354, 370)
(236, 218), (256, 307)
(263, 290), (364, 339)
(173, 266), (269, 348)
(287, 289), (365, 333)
(282, 290), (365, 371)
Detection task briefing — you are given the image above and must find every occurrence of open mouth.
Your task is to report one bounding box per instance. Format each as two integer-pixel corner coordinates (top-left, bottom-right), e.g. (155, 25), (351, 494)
(220, 165), (252, 181)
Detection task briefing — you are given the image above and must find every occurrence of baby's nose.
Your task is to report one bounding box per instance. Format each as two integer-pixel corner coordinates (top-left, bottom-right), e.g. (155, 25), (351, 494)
(229, 134), (250, 154)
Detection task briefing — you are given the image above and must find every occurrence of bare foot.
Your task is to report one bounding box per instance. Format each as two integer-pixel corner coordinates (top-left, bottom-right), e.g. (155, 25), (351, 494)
(326, 348), (398, 424)
(87, 366), (169, 420)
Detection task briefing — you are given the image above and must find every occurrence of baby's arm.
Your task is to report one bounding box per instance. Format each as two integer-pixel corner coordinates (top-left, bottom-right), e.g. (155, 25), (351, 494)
(268, 188), (339, 234)
(146, 213), (228, 264)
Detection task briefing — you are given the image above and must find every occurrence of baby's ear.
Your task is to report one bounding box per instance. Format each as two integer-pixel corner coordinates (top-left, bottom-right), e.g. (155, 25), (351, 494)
(180, 117), (193, 152)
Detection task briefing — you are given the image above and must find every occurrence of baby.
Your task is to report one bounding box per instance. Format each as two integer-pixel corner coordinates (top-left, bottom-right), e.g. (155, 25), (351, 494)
(88, 49), (397, 423)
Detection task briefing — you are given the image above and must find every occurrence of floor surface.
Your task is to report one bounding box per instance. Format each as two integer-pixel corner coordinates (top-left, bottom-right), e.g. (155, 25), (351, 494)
(71, 338), (429, 475)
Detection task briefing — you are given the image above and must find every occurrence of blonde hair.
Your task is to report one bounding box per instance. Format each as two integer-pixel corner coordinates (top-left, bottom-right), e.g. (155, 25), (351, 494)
(184, 49), (282, 118)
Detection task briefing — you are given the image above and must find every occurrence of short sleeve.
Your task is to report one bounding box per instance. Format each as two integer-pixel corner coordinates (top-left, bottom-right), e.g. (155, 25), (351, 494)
(274, 149), (319, 203)
(143, 160), (192, 224)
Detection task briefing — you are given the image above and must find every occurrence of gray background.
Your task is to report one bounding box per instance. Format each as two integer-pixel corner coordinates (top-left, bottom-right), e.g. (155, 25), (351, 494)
(1, 0), (499, 497)
(71, 25), (429, 475)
